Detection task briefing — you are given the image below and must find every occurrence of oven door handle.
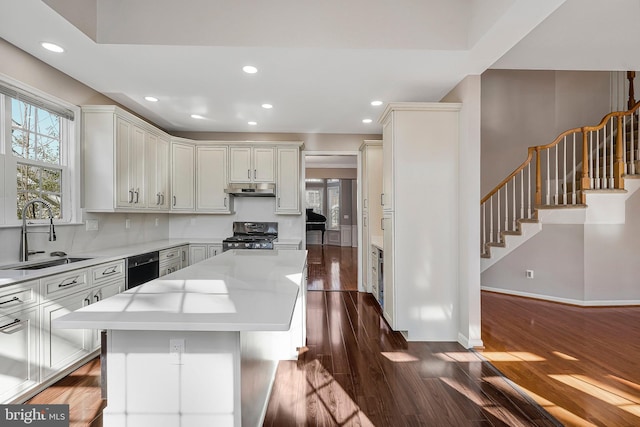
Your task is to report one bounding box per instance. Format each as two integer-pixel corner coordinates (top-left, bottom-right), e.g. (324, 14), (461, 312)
(130, 257), (159, 267)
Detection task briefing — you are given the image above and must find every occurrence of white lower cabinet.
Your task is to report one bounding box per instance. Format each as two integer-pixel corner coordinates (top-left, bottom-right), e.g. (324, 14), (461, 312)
(0, 261), (127, 403)
(0, 306), (39, 403)
(189, 243), (222, 265)
(40, 292), (93, 382)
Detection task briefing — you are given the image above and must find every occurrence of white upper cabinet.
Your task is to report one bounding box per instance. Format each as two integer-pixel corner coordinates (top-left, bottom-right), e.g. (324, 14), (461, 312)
(275, 146), (300, 214)
(196, 145), (232, 213)
(229, 146), (275, 183)
(145, 133), (170, 210)
(83, 106), (170, 212)
(382, 117), (394, 212)
(171, 141), (195, 211)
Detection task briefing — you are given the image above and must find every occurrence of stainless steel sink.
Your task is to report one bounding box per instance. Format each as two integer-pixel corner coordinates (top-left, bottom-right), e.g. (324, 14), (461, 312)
(0, 257), (93, 270)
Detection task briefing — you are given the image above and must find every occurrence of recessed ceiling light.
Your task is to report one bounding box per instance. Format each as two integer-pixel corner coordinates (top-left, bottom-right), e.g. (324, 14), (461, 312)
(243, 65), (258, 74)
(248, 121), (257, 126)
(371, 100), (383, 106)
(362, 119), (373, 124)
(41, 42), (64, 53)
(144, 96), (158, 102)
(191, 114), (205, 119)
(261, 103), (273, 109)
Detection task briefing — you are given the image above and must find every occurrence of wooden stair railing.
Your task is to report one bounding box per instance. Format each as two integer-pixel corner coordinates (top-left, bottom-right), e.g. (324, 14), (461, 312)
(481, 100), (640, 257)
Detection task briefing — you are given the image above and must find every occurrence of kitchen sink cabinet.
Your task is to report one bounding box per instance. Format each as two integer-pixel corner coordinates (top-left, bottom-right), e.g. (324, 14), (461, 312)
(0, 280), (39, 314)
(275, 146), (301, 214)
(171, 141), (195, 211)
(88, 279), (125, 350)
(229, 146), (275, 183)
(196, 146), (232, 213)
(83, 106), (172, 213)
(0, 306), (39, 403)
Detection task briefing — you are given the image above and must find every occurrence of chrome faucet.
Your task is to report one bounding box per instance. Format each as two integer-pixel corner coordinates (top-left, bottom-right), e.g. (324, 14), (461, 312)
(20, 198), (56, 262)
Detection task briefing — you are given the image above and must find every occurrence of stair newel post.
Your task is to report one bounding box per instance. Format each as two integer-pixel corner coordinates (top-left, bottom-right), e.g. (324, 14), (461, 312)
(614, 115), (625, 189)
(535, 146), (542, 206)
(581, 129), (591, 203)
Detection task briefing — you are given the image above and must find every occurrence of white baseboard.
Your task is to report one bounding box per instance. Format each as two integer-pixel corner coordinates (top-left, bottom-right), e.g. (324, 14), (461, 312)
(458, 332), (484, 349)
(482, 286), (640, 306)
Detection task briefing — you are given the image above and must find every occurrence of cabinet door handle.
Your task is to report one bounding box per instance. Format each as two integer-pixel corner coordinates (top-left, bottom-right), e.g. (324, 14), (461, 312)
(166, 253), (175, 258)
(182, 251), (186, 262)
(254, 169), (257, 179)
(380, 193), (384, 206)
(0, 318), (22, 330)
(84, 298), (91, 306)
(94, 294), (100, 302)
(157, 193), (161, 205)
(173, 196), (177, 207)
(102, 266), (118, 276)
(381, 218), (384, 230)
(135, 188), (140, 203)
(59, 277), (79, 288)
(129, 189), (134, 203)
(277, 197), (281, 208)
(248, 169), (251, 179)
(0, 296), (20, 305)
(161, 193), (165, 205)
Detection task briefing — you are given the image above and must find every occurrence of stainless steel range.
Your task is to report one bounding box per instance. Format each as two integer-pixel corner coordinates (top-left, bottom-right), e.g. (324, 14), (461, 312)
(222, 222), (278, 251)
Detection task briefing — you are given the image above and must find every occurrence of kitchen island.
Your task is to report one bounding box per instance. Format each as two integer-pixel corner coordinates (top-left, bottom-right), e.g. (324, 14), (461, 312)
(54, 249), (307, 427)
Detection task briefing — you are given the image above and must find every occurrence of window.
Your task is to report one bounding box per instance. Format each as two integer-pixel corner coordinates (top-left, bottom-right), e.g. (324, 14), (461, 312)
(1, 77), (78, 225)
(305, 178), (324, 215)
(327, 179), (340, 230)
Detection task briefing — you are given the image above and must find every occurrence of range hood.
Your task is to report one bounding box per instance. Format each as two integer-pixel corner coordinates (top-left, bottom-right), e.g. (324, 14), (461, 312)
(224, 183), (276, 197)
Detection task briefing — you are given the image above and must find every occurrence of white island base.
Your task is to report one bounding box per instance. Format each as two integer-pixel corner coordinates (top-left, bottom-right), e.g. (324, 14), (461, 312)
(54, 250), (307, 427)
(104, 328), (290, 427)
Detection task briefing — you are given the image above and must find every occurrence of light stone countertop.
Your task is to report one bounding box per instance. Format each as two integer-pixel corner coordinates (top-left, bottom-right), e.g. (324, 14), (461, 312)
(53, 249), (307, 332)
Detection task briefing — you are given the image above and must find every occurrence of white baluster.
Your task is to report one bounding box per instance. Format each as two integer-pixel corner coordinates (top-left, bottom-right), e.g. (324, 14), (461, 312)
(572, 133), (576, 204)
(497, 189), (501, 242)
(512, 176), (516, 229)
(610, 117), (614, 188)
(623, 116), (628, 174)
(520, 169), (524, 220)
(590, 132), (594, 188)
(504, 182), (509, 232)
(527, 163), (532, 218)
(595, 130), (600, 189)
(633, 114), (636, 174)
(562, 137), (567, 204)
(546, 149), (550, 204)
(482, 203), (486, 254)
(489, 195), (494, 244)
(554, 144), (559, 205)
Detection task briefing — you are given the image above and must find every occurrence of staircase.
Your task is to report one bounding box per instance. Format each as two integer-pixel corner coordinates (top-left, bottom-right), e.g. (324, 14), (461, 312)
(481, 101), (640, 272)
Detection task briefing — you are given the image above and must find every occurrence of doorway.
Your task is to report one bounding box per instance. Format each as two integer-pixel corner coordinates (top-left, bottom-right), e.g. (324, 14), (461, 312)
(304, 153), (358, 291)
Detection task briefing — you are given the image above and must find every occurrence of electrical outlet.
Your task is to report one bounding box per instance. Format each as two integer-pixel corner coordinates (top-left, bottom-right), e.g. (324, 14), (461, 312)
(526, 270), (534, 279)
(125, 219), (130, 229)
(169, 339), (185, 364)
(85, 219), (99, 231)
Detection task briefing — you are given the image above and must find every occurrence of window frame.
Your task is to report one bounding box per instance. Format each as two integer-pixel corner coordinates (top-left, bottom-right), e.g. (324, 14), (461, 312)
(326, 179), (340, 231)
(0, 74), (81, 227)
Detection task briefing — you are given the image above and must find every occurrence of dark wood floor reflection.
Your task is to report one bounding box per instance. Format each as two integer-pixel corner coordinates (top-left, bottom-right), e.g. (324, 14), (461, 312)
(482, 291), (640, 427)
(264, 291), (556, 426)
(306, 245), (358, 291)
(27, 357), (104, 427)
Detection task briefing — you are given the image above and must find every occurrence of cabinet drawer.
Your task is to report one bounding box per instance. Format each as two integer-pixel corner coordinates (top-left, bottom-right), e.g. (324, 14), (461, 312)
(91, 260), (125, 284)
(43, 269), (89, 297)
(159, 247), (180, 264)
(0, 281), (39, 312)
(159, 259), (181, 277)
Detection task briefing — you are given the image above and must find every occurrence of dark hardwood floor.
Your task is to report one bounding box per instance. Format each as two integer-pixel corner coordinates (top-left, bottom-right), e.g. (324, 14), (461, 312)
(306, 244), (358, 291)
(25, 247), (640, 426)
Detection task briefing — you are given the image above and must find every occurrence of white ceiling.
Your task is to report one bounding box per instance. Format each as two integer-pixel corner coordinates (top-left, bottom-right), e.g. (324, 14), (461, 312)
(0, 0), (637, 135)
